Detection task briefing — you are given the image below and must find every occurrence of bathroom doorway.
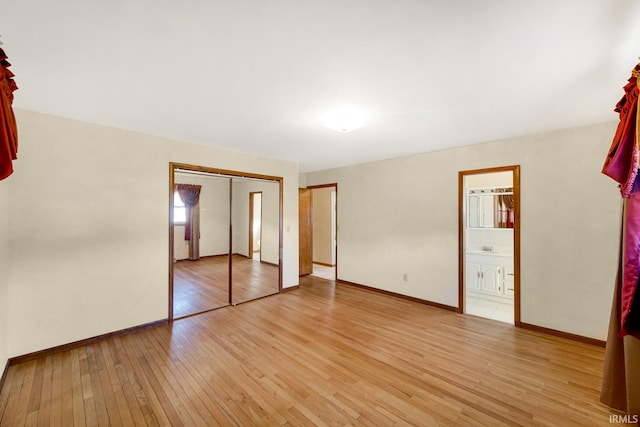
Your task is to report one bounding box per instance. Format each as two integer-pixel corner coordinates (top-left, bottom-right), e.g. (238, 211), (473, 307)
(459, 166), (520, 325)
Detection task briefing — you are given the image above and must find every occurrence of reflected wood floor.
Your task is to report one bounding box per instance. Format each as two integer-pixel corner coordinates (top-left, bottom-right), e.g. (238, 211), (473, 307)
(0, 276), (622, 426)
(174, 255), (279, 318)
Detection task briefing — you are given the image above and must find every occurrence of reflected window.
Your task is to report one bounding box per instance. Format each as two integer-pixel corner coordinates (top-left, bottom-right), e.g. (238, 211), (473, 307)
(173, 191), (186, 224)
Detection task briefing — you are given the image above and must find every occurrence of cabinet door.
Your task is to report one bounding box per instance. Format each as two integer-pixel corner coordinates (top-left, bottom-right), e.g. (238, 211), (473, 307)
(481, 196), (495, 228)
(466, 263), (482, 290)
(480, 265), (500, 295)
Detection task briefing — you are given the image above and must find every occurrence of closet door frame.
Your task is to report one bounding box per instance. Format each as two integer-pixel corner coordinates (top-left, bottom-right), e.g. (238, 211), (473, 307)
(168, 162), (284, 321)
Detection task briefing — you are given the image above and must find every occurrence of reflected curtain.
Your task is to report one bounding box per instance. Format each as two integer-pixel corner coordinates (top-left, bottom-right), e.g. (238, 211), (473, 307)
(600, 63), (640, 415)
(502, 195), (514, 228)
(494, 194), (514, 228)
(494, 195), (503, 227)
(176, 183), (202, 260)
(0, 48), (18, 180)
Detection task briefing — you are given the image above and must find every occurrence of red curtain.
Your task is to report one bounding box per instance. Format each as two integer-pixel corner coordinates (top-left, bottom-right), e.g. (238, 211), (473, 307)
(0, 48), (18, 180)
(600, 63), (640, 415)
(175, 183), (202, 240)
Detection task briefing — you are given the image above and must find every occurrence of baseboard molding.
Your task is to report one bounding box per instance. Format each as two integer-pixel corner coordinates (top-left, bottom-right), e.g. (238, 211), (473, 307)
(176, 253), (277, 265)
(313, 261), (335, 267)
(0, 359), (8, 393)
(175, 253), (229, 262)
(337, 280), (605, 346)
(233, 252), (250, 259)
(282, 285), (300, 293)
(519, 322), (605, 347)
(337, 279), (458, 312)
(8, 319), (169, 366)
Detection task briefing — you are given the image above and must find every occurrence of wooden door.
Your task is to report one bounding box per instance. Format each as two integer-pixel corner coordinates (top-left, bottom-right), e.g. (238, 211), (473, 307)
(299, 188), (313, 276)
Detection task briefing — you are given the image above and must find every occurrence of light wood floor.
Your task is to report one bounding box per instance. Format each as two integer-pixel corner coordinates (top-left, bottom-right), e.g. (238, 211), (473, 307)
(0, 276), (623, 426)
(173, 255), (279, 318)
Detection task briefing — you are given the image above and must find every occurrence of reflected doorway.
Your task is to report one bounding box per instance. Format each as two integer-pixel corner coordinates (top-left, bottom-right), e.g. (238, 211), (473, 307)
(249, 192), (262, 261)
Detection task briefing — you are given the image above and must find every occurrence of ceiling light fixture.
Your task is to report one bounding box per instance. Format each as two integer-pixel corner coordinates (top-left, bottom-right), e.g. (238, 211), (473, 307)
(321, 107), (367, 133)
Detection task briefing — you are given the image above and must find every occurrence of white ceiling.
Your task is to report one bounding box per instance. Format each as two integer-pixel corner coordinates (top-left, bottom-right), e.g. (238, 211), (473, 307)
(2, 1), (639, 172)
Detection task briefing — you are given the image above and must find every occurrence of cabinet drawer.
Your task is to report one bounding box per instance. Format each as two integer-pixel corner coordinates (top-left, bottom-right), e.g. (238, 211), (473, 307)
(503, 266), (515, 296)
(503, 266), (515, 280)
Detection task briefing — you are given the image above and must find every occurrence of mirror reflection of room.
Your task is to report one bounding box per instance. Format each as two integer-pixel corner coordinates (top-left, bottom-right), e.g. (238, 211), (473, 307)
(230, 177), (280, 304)
(172, 169), (281, 319)
(173, 173), (231, 318)
(464, 171), (515, 324)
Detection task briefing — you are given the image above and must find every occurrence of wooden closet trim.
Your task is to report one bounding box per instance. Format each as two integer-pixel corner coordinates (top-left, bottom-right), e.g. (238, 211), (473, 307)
(169, 162), (284, 321)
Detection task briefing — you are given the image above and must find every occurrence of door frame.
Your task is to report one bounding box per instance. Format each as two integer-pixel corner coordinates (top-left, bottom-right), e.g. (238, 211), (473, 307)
(307, 183), (338, 281)
(169, 162), (283, 321)
(458, 165), (521, 326)
(248, 191), (262, 261)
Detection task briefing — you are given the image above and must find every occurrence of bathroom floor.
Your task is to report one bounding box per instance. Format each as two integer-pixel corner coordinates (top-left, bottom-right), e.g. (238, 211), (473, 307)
(465, 295), (514, 324)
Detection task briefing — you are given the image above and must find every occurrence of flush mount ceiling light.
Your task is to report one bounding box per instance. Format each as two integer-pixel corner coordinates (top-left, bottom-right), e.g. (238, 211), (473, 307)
(321, 107), (367, 133)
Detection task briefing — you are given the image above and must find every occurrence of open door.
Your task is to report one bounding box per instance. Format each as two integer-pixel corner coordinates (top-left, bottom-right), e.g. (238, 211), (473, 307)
(299, 188), (312, 276)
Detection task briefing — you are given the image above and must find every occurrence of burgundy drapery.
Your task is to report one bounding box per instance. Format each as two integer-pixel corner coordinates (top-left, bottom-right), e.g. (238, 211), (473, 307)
(176, 184), (202, 260)
(601, 63), (640, 339)
(493, 194), (514, 228)
(600, 63), (640, 415)
(0, 47), (18, 180)
(602, 64), (639, 198)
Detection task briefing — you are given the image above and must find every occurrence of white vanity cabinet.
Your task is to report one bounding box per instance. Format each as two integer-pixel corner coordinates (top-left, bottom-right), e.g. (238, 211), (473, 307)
(466, 253), (514, 299)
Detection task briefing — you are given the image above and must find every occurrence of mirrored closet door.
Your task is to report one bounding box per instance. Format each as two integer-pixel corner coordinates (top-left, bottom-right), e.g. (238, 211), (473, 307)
(230, 177), (280, 304)
(169, 163), (282, 319)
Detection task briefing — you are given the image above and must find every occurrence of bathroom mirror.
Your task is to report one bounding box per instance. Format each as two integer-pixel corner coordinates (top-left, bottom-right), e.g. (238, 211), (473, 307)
(467, 187), (514, 229)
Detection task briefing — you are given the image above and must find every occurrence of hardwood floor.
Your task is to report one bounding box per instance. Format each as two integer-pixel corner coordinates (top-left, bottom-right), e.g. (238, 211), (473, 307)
(173, 255), (279, 318)
(0, 276), (624, 426)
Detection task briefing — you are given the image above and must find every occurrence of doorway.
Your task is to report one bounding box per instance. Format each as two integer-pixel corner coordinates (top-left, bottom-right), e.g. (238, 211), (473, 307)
(169, 163), (283, 320)
(459, 166), (520, 325)
(299, 184), (338, 280)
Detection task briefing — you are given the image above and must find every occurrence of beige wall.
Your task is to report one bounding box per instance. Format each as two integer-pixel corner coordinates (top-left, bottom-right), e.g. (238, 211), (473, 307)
(312, 187), (335, 265)
(0, 181), (8, 369)
(5, 109), (299, 358)
(305, 122), (620, 340)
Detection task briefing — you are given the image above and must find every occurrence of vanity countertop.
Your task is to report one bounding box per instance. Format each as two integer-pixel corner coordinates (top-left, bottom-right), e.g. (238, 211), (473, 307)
(466, 249), (513, 257)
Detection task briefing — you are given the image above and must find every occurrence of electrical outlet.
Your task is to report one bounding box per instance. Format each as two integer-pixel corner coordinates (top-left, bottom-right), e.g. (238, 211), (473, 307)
(403, 273), (408, 282)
